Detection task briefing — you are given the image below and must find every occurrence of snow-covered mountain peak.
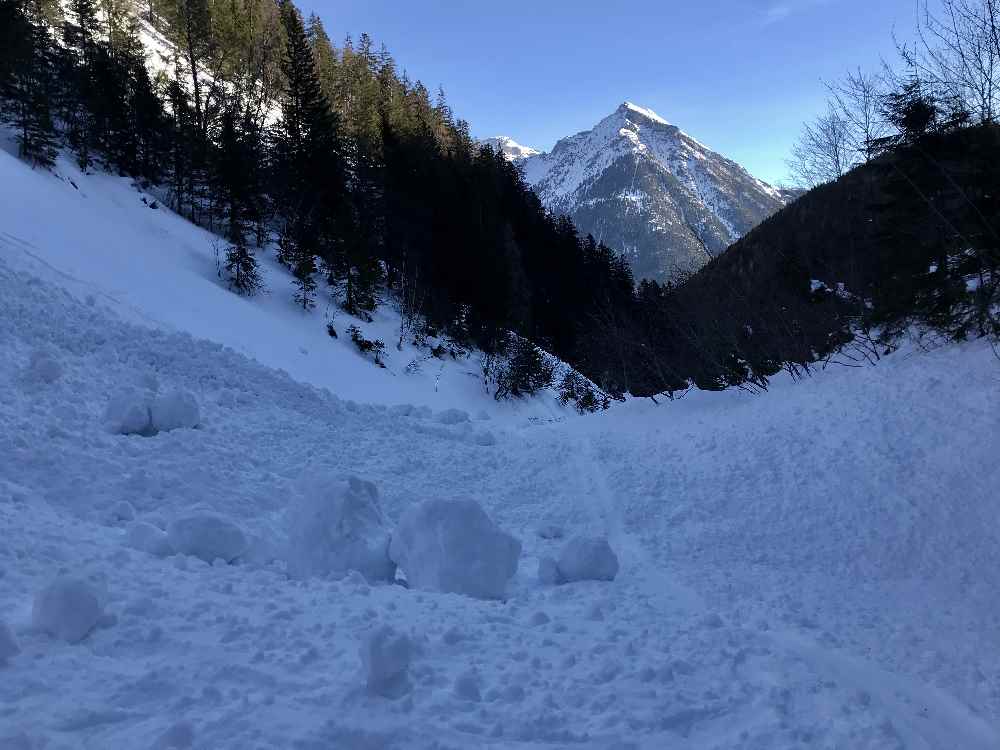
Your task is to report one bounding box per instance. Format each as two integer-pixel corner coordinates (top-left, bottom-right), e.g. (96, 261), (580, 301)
(518, 103), (787, 281)
(481, 136), (540, 161)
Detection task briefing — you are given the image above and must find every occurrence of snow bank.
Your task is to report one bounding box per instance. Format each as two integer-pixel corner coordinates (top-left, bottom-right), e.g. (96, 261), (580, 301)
(32, 577), (103, 643)
(150, 390), (200, 432)
(361, 625), (412, 698)
(389, 499), (521, 600)
(126, 521), (174, 558)
(167, 514), (247, 563)
(556, 537), (619, 583)
(286, 475), (395, 583)
(0, 621), (20, 662)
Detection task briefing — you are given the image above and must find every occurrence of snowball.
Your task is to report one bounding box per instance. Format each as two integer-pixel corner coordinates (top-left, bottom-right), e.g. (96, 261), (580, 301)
(25, 348), (63, 384)
(150, 390), (200, 432)
(389, 499), (521, 600)
(361, 625), (412, 697)
(435, 408), (470, 425)
(537, 556), (561, 585)
(126, 521), (174, 558)
(104, 389), (153, 435)
(286, 476), (395, 583)
(471, 430), (497, 447)
(0, 620), (20, 662)
(556, 537), (619, 583)
(32, 577), (103, 643)
(167, 514), (246, 563)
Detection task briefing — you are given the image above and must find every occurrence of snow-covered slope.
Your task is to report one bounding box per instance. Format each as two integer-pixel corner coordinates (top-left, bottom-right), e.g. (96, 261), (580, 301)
(0, 137), (567, 421)
(481, 136), (541, 161)
(3, 124), (1000, 749)
(517, 102), (786, 281)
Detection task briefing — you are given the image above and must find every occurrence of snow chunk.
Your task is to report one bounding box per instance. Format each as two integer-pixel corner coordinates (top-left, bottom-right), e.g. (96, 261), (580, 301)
(32, 577), (103, 643)
(104, 389), (153, 435)
(557, 537), (619, 583)
(108, 500), (136, 523)
(435, 408), (470, 425)
(471, 430), (497, 447)
(25, 347), (63, 385)
(537, 556), (561, 585)
(286, 475), (395, 583)
(150, 390), (200, 432)
(126, 521), (174, 558)
(0, 620), (20, 662)
(167, 514), (246, 563)
(361, 625), (412, 697)
(453, 669), (482, 701)
(389, 499), (521, 600)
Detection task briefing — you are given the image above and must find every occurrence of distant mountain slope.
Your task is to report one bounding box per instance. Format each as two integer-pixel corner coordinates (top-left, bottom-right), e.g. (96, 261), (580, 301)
(481, 136), (540, 161)
(504, 103), (787, 282)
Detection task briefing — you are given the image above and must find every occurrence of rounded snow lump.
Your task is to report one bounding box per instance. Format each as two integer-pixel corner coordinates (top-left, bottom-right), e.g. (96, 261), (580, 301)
(32, 577), (103, 643)
(167, 514), (246, 563)
(150, 390), (200, 432)
(435, 408), (470, 425)
(0, 620), (20, 662)
(361, 624), (412, 697)
(389, 498), (521, 600)
(557, 537), (619, 583)
(126, 521), (175, 558)
(287, 475), (395, 583)
(25, 348), (63, 385)
(104, 389), (153, 435)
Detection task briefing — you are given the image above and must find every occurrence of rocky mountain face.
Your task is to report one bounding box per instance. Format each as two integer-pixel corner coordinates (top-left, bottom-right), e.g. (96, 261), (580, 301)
(481, 136), (540, 161)
(502, 103), (787, 282)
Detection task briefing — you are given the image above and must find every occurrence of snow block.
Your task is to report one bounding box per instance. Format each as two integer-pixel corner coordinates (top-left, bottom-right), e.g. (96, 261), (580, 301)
(126, 521), (175, 558)
(435, 408), (470, 425)
(286, 475), (395, 583)
(0, 620), (20, 662)
(32, 577), (103, 643)
(361, 625), (412, 697)
(150, 390), (200, 432)
(104, 389), (153, 435)
(389, 498), (521, 600)
(537, 556), (561, 585)
(25, 348), (63, 385)
(556, 537), (619, 583)
(167, 514), (247, 563)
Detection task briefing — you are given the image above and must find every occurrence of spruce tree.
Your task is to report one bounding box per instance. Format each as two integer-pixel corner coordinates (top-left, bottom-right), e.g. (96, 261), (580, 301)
(215, 108), (262, 295)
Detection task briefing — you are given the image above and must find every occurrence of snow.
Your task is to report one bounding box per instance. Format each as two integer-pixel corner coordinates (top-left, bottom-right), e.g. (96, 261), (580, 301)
(480, 136), (541, 161)
(556, 536), (620, 583)
(2, 136), (1000, 747)
(285, 475), (395, 583)
(104, 388), (155, 435)
(125, 521), (174, 558)
(389, 499), (522, 600)
(31, 577), (103, 644)
(166, 514), (247, 564)
(0, 620), (20, 662)
(149, 389), (200, 432)
(361, 624), (413, 697)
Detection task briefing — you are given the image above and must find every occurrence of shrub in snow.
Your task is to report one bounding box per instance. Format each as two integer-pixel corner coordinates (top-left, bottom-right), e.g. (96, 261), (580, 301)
(389, 498), (521, 600)
(150, 390), (200, 432)
(0, 621), (20, 662)
(167, 514), (247, 563)
(361, 625), (412, 697)
(436, 408), (470, 425)
(104, 389), (154, 435)
(556, 537), (620, 583)
(24, 348), (63, 385)
(126, 521), (174, 558)
(32, 577), (103, 643)
(286, 475), (395, 583)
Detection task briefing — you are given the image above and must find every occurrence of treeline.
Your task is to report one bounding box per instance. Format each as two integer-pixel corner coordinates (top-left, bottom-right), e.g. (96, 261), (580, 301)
(585, 0), (999, 397)
(0, 0), (635, 405)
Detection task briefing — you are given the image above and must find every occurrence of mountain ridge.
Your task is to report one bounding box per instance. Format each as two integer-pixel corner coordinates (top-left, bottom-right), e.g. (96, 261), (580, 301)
(492, 102), (787, 282)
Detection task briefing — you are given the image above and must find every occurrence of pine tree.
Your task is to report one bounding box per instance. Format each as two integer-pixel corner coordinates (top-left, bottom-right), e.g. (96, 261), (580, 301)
(292, 252), (318, 310)
(215, 108), (261, 294)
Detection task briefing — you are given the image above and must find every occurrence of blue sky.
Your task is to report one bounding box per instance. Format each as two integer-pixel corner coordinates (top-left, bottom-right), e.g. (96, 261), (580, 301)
(300, 0), (924, 185)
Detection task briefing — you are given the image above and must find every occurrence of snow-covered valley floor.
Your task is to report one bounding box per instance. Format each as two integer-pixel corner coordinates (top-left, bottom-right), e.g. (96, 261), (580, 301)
(2, 149), (1000, 749)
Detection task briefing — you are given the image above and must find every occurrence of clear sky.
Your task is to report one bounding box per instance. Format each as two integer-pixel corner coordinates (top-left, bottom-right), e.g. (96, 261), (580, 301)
(298, 0), (926, 185)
